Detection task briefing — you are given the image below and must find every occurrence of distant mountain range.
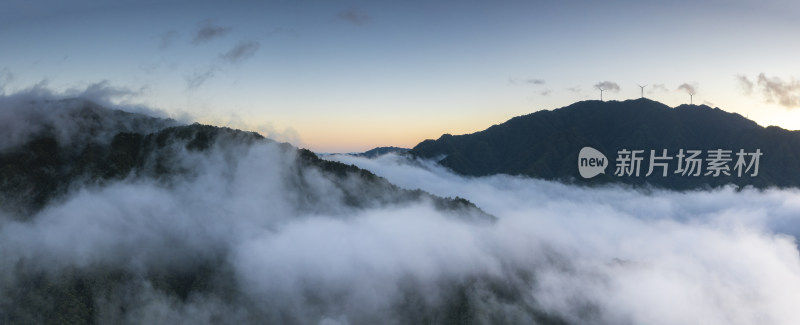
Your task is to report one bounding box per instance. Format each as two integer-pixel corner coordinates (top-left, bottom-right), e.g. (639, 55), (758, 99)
(349, 146), (409, 158)
(410, 99), (800, 190)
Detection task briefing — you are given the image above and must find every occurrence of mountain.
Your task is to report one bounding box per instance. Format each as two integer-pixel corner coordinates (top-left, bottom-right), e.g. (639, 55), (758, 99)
(0, 100), (483, 219)
(0, 99), (498, 324)
(353, 146), (409, 158)
(410, 98), (800, 190)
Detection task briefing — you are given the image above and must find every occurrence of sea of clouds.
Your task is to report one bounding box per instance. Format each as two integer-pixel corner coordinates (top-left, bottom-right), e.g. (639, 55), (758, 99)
(2, 92), (800, 324)
(324, 153), (800, 324)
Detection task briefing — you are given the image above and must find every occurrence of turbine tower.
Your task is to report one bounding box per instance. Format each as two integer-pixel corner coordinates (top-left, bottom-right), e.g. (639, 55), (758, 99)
(687, 91), (695, 104)
(597, 87), (605, 101)
(637, 84), (647, 98)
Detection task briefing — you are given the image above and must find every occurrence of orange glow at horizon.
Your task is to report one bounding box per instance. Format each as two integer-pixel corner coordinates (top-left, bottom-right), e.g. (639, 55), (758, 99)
(295, 116), (503, 153)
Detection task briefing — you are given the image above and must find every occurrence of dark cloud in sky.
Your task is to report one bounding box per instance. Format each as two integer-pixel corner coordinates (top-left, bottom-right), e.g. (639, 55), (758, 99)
(677, 83), (696, 95)
(539, 89), (552, 96)
(756, 73), (800, 108)
(337, 7), (371, 25)
(220, 41), (261, 64)
(594, 81), (620, 92)
(193, 20), (232, 44)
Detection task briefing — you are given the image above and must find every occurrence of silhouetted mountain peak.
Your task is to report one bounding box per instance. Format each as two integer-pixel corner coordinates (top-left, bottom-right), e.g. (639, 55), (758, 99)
(411, 99), (797, 190)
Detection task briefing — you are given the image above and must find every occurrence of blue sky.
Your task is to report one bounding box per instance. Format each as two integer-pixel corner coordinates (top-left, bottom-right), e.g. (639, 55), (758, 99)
(2, 0), (800, 152)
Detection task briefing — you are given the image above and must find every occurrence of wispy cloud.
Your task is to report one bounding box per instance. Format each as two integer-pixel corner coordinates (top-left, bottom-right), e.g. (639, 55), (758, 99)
(508, 78), (545, 85)
(66, 80), (145, 102)
(677, 83), (696, 95)
(594, 81), (620, 92)
(183, 41), (260, 89)
(220, 41), (261, 64)
(158, 30), (180, 50)
(737, 75), (754, 95)
(0, 82), (171, 149)
(566, 86), (582, 93)
(337, 7), (371, 26)
(756, 73), (800, 108)
(3, 79), (143, 105)
(649, 84), (669, 93)
(193, 20), (232, 44)
(186, 68), (216, 90)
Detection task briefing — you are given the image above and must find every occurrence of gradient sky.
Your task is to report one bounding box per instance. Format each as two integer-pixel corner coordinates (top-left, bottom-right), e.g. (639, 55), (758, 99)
(2, 0), (800, 152)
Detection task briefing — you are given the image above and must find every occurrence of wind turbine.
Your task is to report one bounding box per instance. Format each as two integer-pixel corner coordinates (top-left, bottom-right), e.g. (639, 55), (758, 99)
(637, 84), (647, 98)
(597, 86), (605, 101)
(678, 83), (697, 105)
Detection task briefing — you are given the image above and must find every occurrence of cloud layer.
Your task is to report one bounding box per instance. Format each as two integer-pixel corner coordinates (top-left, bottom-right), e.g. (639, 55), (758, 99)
(325, 153), (800, 325)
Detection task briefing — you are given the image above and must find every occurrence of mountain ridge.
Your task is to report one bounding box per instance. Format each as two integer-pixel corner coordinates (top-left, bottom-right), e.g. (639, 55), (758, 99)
(0, 100), (488, 220)
(352, 146), (410, 158)
(409, 98), (800, 190)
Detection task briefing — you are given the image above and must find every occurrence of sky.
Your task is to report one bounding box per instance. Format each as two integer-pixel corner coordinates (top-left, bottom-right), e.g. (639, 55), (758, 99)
(2, 0), (800, 152)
